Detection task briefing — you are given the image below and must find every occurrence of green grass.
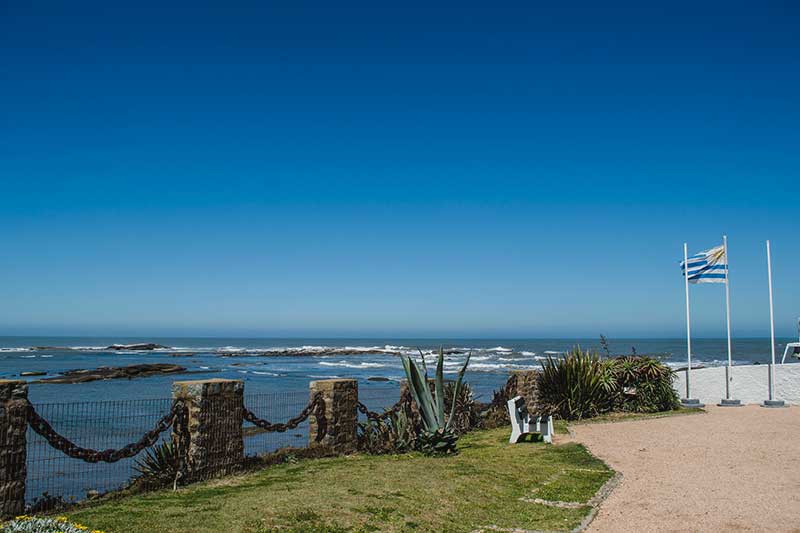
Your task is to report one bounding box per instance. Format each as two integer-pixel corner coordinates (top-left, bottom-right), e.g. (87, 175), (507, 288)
(66, 428), (613, 533)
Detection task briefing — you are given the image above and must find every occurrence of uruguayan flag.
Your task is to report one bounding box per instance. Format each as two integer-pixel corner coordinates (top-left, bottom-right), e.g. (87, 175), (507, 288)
(681, 245), (728, 284)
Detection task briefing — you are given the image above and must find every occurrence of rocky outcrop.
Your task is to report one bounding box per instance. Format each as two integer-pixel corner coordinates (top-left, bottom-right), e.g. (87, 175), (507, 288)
(105, 343), (169, 351)
(36, 364), (188, 384)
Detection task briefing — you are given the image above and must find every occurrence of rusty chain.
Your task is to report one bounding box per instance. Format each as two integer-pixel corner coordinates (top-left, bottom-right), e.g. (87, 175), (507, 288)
(356, 392), (411, 422)
(242, 392), (325, 434)
(25, 399), (187, 464)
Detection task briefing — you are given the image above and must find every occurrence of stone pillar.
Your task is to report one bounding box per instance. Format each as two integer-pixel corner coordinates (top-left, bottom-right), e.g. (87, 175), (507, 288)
(172, 379), (244, 481)
(0, 380), (27, 518)
(308, 379), (357, 453)
(510, 370), (541, 410)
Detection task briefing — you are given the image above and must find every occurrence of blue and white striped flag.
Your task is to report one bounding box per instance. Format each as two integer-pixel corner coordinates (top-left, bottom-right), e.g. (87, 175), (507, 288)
(681, 245), (728, 284)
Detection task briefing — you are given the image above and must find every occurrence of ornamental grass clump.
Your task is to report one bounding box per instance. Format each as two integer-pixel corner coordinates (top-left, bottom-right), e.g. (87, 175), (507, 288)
(538, 347), (679, 420)
(1, 515), (104, 533)
(538, 347), (615, 420)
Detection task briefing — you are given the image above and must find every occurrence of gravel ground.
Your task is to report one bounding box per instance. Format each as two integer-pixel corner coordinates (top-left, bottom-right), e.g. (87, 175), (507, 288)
(569, 406), (800, 533)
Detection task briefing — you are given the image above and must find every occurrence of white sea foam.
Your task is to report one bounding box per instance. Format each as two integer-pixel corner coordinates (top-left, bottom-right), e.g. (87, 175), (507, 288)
(520, 351), (536, 356)
(319, 361), (388, 369)
(467, 362), (539, 372)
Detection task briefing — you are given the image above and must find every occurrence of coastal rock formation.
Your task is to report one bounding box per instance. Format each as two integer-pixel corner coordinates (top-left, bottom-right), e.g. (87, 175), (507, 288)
(36, 364), (187, 384)
(105, 343), (169, 351)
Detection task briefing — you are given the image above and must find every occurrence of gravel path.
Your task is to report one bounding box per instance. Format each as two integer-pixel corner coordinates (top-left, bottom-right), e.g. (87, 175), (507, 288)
(570, 406), (800, 532)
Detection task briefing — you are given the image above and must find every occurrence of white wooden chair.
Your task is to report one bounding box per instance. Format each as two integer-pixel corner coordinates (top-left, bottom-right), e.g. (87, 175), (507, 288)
(507, 396), (553, 444)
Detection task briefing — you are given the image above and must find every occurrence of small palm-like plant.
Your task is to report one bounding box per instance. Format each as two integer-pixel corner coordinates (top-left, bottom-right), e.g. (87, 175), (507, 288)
(133, 437), (180, 487)
(401, 346), (471, 455)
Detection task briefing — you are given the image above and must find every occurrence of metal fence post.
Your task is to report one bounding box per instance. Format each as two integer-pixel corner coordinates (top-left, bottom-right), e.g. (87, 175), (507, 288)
(0, 380), (27, 518)
(172, 379), (244, 481)
(309, 379), (357, 453)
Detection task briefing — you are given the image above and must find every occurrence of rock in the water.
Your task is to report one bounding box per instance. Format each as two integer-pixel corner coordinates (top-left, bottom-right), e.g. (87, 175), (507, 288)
(36, 364), (187, 384)
(367, 376), (391, 382)
(20, 371), (46, 377)
(170, 352), (195, 357)
(105, 343), (169, 351)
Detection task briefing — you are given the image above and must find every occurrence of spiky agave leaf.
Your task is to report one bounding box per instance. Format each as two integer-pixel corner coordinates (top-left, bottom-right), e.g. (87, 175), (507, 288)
(401, 354), (439, 430)
(435, 346), (445, 427)
(445, 350), (471, 431)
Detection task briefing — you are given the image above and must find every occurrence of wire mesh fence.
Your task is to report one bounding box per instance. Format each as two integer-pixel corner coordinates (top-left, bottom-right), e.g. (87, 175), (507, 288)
(242, 390), (311, 456)
(10, 379), (492, 514)
(25, 397), (175, 510)
(22, 389), (320, 511)
(356, 385), (401, 421)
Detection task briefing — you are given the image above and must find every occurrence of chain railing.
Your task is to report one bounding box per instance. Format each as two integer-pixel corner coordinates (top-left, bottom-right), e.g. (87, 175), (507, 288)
(6, 380), (413, 512)
(24, 399), (186, 464)
(356, 388), (414, 423)
(242, 392), (326, 435)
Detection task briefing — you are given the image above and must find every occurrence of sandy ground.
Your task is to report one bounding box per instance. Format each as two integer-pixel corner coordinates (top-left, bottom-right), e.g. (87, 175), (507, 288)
(569, 406), (800, 533)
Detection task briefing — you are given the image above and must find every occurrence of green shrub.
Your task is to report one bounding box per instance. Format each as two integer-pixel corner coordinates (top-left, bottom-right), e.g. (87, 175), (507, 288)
(538, 348), (679, 420)
(538, 347), (616, 420)
(608, 356), (680, 412)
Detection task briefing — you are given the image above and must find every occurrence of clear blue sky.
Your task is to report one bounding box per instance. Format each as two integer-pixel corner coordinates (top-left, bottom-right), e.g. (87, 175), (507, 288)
(1, 2), (798, 338)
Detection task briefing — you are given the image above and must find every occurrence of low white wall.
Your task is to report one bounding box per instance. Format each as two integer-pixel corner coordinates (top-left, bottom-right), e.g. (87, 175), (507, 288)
(673, 363), (800, 405)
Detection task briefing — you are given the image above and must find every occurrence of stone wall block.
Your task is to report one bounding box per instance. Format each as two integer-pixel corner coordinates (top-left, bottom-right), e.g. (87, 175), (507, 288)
(0, 380), (27, 518)
(172, 379), (244, 481)
(308, 379), (357, 453)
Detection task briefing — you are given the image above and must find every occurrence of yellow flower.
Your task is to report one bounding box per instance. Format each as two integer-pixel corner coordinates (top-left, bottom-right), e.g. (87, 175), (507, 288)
(14, 514), (31, 520)
(76, 526), (89, 531)
(56, 515), (69, 521)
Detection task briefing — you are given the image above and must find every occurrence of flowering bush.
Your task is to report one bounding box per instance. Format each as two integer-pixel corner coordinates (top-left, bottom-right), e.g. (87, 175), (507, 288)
(0, 515), (104, 533)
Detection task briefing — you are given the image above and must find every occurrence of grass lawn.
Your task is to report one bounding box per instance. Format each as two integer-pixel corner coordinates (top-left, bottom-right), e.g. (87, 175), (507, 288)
(66, 427), (613, 533)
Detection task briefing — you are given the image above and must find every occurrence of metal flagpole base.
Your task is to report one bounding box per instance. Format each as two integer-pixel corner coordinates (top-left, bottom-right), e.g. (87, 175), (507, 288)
(718, 399), (742, 407)
(762, 399), (787, 408)
(681, 398), (705, 409)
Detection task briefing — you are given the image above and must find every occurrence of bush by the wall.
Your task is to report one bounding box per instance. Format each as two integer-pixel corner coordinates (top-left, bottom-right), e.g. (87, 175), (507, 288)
(609, 356), (680, 413)
(538, 347), (679, 420)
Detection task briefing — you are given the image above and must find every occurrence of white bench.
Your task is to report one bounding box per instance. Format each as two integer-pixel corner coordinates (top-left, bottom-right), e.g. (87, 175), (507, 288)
(507, 395), (553, 444)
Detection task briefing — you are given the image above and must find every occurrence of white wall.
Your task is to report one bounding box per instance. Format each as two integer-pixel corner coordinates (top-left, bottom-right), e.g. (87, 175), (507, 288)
(673, 363), (800, 405)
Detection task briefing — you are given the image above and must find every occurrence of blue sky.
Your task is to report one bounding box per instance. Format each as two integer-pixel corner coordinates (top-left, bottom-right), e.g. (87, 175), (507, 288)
(1, 2), (798, 338)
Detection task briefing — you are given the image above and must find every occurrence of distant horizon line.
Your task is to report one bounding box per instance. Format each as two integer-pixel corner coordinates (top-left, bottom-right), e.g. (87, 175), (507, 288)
(0, 334), (795, 341)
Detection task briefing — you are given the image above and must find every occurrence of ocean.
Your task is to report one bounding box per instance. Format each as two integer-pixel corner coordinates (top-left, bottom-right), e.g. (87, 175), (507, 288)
(2, 336), (797, 404)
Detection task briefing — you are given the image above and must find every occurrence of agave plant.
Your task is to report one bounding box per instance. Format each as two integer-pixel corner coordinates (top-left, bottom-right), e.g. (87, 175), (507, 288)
(401, 346), (471, 455)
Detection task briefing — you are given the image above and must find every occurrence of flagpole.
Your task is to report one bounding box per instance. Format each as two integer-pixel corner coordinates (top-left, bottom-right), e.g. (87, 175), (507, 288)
(763, 240), (784, 407)
(683, 242), (693, 401)
(719, 236), (741, 406)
